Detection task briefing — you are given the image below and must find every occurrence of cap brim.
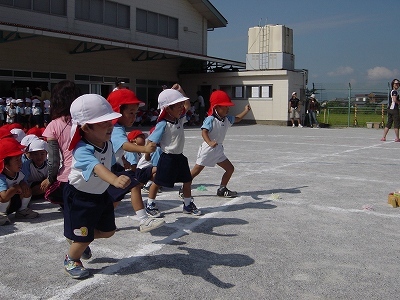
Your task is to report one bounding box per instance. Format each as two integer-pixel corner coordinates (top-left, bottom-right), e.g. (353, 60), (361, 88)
(86, 112), (122, 124)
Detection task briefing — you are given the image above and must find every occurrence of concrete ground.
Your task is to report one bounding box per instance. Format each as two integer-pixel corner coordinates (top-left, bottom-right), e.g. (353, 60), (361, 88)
(1, 124), (400, 300)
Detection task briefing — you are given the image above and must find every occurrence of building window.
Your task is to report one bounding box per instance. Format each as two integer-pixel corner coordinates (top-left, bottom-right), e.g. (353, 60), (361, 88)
(247, 85), (273, 98)
(75, 0), (130, 29)
(0, 0), (66, 16)
(136, 8), (178, 39)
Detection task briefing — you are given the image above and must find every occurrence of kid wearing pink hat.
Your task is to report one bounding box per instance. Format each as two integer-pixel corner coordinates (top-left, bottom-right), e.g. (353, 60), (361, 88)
(0, 137), (39, 226)
(107, 89), (164, 231)
(64, 94), (131, 279)
(180, 90), (250, 198)
(147, 85), (202, 215)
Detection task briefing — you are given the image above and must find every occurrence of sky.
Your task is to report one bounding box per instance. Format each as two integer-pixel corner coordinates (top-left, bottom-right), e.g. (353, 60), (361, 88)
(207, 0), (399, 100)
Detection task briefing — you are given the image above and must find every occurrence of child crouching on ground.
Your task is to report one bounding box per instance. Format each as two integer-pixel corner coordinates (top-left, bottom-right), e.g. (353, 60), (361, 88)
(21, 138), (49, 198)
(180, 90), (251, 198)
(147, 85), (202, 216)
(0, 138), (39, 225)
(63, 94), (131, 279)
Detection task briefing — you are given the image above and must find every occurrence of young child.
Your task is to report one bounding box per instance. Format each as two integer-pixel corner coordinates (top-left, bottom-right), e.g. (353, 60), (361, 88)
(182, 90), (251, 198)
(123, 129), (147, 172)
(107, 89), (165, 231)
(63, 94), (131, 279)
(6, 99), (16, 124)
(147, 85), (201, 216)
(0, 137), (39, 225)
(24, 98), (32, 129)
(15, 99), (25, 128)
(21, 139), (49, 198)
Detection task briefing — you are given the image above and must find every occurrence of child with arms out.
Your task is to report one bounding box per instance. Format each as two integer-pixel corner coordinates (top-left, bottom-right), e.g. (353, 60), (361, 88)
(63, 94), (131, 279)
(181, 90), (250, 198)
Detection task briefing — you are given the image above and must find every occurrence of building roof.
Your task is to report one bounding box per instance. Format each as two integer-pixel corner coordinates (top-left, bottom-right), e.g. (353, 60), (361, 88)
(188, 0), (228, 29)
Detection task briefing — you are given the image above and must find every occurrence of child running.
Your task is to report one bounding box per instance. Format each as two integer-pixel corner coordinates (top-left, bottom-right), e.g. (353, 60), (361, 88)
(147, 85), (201, 216)
(63, 94), (131, 279)
(180, 90), (250, 198)
(106, 89), (164, 231)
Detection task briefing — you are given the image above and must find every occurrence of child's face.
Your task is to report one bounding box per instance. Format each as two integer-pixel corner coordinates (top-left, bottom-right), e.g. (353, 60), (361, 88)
(119, 104), (139, 127)
(215, 105), (229, 117)
(83, 120), (114, 147)
(29, 150), (47, 166)
(133, 135), (146, 146)
(5, 155), (22, 173)
(166, 101), (184, 119)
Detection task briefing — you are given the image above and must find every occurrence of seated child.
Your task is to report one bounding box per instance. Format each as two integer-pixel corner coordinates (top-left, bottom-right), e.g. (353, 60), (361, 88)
(0, 137), (39, 225)
(21, 139), (49, 198)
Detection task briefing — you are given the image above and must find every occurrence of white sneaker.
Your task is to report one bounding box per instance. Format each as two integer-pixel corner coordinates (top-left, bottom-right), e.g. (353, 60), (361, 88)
(292, 124), (295, 128)
(139, 217), (165, 233)
(298, 124), (303, 128)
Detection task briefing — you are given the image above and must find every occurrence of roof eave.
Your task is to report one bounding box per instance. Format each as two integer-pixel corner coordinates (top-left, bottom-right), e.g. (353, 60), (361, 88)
(187, 0), (227, 29)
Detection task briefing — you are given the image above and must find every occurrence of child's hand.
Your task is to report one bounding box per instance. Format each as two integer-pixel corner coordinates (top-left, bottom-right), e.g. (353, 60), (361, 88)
(209, 140), (218, 148)
(11, 184), (22, 195)
(145, 142), (157, 153)
(172, 83), (186, 96)
(245, 104), (251, 111)
(40, 179), (51, 191)
(113, 175), (131, 189)
(19, 181), (31, 197)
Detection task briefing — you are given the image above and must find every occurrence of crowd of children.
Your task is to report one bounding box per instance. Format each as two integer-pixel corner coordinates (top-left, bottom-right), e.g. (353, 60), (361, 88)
(0, 82), (251, 280)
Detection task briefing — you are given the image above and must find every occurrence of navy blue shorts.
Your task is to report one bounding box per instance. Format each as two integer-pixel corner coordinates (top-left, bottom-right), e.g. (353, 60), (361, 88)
(135, 166), (153, 184)
(63, 183), (116, 243)
(154, 153), (191, 188)
(107, 168), (141, 202)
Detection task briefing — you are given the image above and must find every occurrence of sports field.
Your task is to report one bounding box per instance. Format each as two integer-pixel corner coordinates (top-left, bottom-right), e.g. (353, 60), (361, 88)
(1, 124), (399, 299)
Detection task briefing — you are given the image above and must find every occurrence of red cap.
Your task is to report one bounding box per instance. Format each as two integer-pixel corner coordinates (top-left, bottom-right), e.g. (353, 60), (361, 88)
(0, 137), (25, 160)
(26, 126), (44, 138)
(127, 130), (147, 142)
(107, 89), (145, 113)
(207, 90), (234, 116)
(0, 126), (13, 139)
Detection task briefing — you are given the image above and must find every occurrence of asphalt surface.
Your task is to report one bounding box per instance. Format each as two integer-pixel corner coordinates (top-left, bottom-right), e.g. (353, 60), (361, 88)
(1, 124), (400, 300)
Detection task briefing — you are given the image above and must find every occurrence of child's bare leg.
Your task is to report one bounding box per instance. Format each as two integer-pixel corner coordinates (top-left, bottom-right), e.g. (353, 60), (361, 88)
(130, 185), (145, 211)
(217, 159), (234, 186)
(190, 164), (205, 180)
(148, 182), (160, 199)
(68, 241), (91, 260)
(182, 181), (192, 198)
(94, 229), (115, 239)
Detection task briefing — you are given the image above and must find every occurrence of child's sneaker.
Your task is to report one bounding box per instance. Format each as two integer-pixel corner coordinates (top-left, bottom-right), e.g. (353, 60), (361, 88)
(141, 186), (149, 193)
(139, 217), (165, 233)
(183, 201), (202, 216)
(178, 187), (184, 199)
(0, 212), (10, 225)
(217, 187), (237, 198)
(64, 255), (90, 279)
(15, 207), (39, 219)
(146, 202), (161, 218)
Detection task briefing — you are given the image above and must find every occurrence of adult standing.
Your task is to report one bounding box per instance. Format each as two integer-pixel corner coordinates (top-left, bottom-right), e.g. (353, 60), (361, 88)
(197, 91), (205, 123)
(288, 92), (303, 128)
(381, 79), (400, 142)
(307, 94), (319, 128)
(42, 80), (82, 206)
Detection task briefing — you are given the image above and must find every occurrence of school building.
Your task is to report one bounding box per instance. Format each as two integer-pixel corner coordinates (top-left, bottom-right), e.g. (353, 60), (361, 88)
(0, 0), (307, 125)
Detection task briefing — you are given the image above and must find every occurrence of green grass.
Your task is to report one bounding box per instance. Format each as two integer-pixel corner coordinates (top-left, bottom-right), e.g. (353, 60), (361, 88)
(318, 107), (386, 127)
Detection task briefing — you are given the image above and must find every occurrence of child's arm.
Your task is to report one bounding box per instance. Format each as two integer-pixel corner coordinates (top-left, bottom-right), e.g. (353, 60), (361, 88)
(201, 129), (217, 148)
(234, 105), (251, 123)
(123, 141), (156, 154)
(93, 164), (131, 189)
(0, 185), (22, 202)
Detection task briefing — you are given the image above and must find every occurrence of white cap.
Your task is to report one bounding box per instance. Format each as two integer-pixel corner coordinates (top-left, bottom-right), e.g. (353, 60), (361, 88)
(11, 99), (17, 104)
(27, 138), (48, 152)
(44, 99), (50, 108)
(158, 89), (189, 109)
(32, 99), (41, 105)
(16, 99), (23, 104)
(292, 92), (297, 95)
(69, 94), (121, 150)
(10, 128), (26, 143)
(310, 94), (316, 98)
(25, 98), (32, 103)
(20, 134), (40, 147)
